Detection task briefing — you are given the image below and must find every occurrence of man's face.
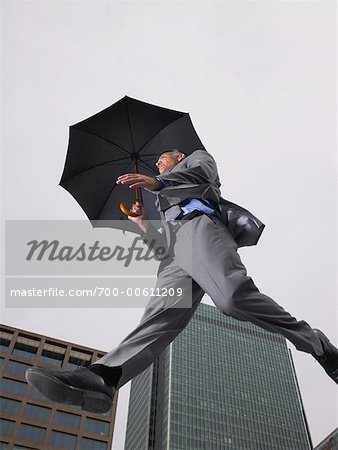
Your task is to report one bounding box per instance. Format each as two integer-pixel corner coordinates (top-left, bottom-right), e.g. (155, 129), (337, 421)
(155, 151), (185, 174)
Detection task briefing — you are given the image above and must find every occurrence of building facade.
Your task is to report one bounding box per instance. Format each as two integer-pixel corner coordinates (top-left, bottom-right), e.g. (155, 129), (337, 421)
(314, 428), (338, 450)
(0, 324), (118, 450)
(124, 302), (312, 450)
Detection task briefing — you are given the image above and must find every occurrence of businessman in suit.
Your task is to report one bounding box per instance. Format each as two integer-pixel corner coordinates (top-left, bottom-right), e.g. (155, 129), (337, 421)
(26, 149), (338, 413)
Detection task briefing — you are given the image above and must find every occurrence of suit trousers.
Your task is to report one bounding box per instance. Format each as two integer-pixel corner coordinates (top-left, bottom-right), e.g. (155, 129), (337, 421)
(93, 214), (323, 389)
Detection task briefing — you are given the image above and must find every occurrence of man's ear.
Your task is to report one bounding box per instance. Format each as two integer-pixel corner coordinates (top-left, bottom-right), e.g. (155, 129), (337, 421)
(178, 153), (186, 162)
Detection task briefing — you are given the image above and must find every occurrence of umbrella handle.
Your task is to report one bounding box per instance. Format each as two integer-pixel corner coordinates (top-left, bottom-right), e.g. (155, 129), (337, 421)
(119, 163), (141, 217)
(119, 202), (139, 217)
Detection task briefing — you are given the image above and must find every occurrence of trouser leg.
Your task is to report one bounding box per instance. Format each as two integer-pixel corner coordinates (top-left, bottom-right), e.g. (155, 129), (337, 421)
(92, 258), (204, 389)
(174, 214), (323, 356)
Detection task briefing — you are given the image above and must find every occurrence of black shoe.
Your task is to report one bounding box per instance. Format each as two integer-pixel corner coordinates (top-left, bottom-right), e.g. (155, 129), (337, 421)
(25, 366), (114, 413)
(312, 329), (338, 385)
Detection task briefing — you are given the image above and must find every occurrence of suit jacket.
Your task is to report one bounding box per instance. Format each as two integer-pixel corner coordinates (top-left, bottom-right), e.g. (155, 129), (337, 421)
(143, 150), (265, 251)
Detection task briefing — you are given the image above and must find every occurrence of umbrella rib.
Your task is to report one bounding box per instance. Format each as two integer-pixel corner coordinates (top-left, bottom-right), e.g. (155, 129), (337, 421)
(137, 159), (158, 175)
(134, 113), (188, 158)
(137, 153), (159, 157)
(73, 127), (131, 157)
(126, 97), (136, 155)
(61, 156), (133, 183)
(98, 160), (135, 216)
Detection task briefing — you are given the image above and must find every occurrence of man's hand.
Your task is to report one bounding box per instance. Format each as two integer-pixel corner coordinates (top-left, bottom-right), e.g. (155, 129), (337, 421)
(128, 201), (149, 233)
(116, 174), (161, 191)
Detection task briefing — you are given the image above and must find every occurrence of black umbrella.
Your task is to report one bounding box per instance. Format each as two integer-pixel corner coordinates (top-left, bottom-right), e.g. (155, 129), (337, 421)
(59, 96), (206, 234)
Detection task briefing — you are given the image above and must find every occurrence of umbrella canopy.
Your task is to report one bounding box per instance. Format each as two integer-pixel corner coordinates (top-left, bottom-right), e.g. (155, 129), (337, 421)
(59, 96), (206, 233)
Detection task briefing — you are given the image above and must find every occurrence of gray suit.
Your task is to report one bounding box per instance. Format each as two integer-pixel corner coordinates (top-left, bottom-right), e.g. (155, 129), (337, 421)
(94, 150), (323, 389)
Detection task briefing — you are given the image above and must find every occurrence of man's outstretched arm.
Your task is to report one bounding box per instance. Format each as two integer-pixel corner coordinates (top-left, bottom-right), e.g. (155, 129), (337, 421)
(116, 150), (219, 192)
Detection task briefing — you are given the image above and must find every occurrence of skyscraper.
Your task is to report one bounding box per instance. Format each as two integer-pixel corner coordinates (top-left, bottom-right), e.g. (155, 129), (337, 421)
(0, 324), (118, 450)
(124, 302), (312, 450)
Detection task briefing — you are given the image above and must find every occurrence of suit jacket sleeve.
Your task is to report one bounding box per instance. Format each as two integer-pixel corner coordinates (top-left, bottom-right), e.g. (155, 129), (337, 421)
(156, 150), (219, 186)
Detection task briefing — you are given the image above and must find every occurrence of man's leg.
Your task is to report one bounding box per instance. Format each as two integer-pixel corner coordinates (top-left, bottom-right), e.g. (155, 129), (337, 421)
(91, 258), (205, 389)
(26, 257), (205, 411)
(174, 214), (324, 356)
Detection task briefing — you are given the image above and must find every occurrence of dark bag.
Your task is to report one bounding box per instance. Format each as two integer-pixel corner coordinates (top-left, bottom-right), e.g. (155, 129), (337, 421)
(219, 198), (265, 247)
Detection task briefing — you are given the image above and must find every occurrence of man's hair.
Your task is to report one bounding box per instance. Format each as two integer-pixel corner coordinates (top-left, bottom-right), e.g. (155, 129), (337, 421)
(158, 149), (186, 158)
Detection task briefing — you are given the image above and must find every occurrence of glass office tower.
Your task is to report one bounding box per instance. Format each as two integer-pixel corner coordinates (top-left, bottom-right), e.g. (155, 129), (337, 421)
(0, 324), (118, 450)
(124, 302), (312, 450)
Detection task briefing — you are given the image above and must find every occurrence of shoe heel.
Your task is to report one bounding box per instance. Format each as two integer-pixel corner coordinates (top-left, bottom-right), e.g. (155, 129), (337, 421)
(82, 391), (112, 413)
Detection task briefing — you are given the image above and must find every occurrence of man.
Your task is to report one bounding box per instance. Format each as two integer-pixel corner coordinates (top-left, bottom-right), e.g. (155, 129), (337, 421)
(26, 149), (338, 414)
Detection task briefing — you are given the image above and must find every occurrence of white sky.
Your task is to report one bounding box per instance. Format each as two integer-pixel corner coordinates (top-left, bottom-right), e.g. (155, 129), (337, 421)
(1, 1), (337, 448)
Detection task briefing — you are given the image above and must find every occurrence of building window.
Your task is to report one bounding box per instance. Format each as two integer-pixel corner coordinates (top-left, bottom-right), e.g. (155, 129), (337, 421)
(84, 418), (109, 436)
(49, 431), (76, 449)
(13, 343), (38, 360)
(13, 447), (38, 450)
(0, 331), (13, 353)
(17, 424), (46, 443)
(5, 360), (32, 377)
(0, 443), (9, 449)
(0, 397), (21, 415)
(67, 356), (85, 370)
(67, 349), (92, 369)
(40, 349), (64, 366)
(0, 339), (10, 353)
(67, 357), (80, 370)
(54, 411), (80, 429)
(80, 438), (107, 450)
(0, 378), (27, 395)
(24, 404), (51, 422)
(0, 419), (15, 437)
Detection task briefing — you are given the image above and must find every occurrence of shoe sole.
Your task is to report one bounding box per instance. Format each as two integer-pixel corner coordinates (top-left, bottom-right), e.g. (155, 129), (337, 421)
(25, 368), (112, 413)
